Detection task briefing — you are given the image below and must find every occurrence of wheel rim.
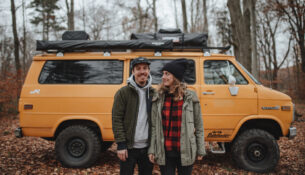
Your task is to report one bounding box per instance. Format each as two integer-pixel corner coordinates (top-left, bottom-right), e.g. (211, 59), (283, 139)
(247, 142), (267, 162)
(67, 138), (87, 157)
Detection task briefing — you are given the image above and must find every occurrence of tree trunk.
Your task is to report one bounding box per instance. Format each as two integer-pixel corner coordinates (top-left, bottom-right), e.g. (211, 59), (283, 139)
(227, 0), (252, 72)
(10, 0), (22, 97)
(137, 0), (143, 33)
(202, 0), (208, 33)
(173, 0), (179, 28)
(22, 0), (27, 77)
(272, 67), (278, 89)
(152, 0), (158, 32)
(251, 0), (258, 79)
(181, 0), (188, 32)
(66, 0), (74, 30)
(82, 0), (86, 30)
(299, 36), (305, 73)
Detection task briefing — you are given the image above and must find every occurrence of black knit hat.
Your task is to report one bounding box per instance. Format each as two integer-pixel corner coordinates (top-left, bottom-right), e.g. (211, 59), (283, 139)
(162, 58), (188, 81)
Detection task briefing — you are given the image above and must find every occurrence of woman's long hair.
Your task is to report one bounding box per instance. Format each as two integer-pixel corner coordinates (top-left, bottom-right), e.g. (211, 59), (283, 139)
(158, 76), (187, 101)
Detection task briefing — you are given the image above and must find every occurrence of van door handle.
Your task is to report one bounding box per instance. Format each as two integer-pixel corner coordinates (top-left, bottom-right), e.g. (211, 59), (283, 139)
(202, 92), (215, 95)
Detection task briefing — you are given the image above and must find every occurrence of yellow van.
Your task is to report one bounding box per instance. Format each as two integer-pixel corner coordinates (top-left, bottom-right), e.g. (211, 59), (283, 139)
(15, 30), (296, 173)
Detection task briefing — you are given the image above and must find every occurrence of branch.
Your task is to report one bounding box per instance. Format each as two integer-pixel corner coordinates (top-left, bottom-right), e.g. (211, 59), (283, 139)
(65, 0), (70, 12)
(275, 0), (297, 26)
(278, 36), (292, 68)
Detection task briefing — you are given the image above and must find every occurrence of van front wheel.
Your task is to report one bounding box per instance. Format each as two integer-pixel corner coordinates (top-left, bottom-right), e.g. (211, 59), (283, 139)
(232, 129), (279, 173)
(55, 125), (101, 168)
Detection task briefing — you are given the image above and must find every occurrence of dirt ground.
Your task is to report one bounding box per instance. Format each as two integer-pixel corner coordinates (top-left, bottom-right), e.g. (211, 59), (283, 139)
(0, 104), (304, 175)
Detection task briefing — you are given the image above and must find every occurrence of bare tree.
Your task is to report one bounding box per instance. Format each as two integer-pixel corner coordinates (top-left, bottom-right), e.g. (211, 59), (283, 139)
(251, 0), (258, 79)
(10, 0), (22, 95)
(227, 0), (253, 72)
(257, 1), (292, 89)
(173, 0), (179, 28)
(152, 0), (158, 32)
(273, 0), (305, 73)
(214, 7), (232, 47)
(87, 5), (110, 40)
(202, 0), (208, 33)
(65, 0), (74, 30)
(21, 0), (27, 77)
(119, 0), (154, 35)
(181, 0), (188, 32)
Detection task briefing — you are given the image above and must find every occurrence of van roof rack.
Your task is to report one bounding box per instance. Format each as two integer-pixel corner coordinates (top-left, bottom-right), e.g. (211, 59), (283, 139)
(36, 29), (230, 53)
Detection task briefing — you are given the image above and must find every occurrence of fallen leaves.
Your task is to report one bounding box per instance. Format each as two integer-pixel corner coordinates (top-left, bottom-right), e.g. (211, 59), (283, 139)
(0, 105), (304, 175)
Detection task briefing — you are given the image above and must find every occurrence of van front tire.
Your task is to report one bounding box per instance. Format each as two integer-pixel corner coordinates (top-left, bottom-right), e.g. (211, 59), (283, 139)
(232, 129), (279, 173)
(55, 125), (101, 168)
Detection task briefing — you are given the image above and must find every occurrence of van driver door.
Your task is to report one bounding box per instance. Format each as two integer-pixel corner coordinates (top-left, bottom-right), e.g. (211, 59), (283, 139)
(199, 59), (258, 141)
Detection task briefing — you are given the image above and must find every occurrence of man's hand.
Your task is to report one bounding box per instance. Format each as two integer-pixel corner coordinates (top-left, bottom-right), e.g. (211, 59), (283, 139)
(148, 154), (155, 163)
(197, 155), (203, 160)
(117, 149), (128, 161)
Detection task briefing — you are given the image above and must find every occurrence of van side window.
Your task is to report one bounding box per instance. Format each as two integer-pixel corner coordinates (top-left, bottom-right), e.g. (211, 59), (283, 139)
(129, 59), (195, 84)
(39, 60), (123, 84)
(204, 60), (248, 85)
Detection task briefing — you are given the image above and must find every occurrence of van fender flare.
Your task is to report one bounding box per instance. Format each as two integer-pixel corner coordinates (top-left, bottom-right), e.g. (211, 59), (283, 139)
(52, 115), (104, 138)
(230, 115), (285, 140)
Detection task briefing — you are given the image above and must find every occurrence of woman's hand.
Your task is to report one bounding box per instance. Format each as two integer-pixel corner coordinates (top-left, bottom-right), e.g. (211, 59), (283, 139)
(148, 154), (155, 163)
(197, 155), (203, 160)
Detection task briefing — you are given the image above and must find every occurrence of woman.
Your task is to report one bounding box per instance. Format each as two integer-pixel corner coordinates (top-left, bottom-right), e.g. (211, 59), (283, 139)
(148, 59), (206, 175)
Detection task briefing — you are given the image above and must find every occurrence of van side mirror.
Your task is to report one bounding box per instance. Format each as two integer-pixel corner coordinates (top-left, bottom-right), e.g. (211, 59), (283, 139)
(228, 75), (239, 96)
(228, 75), (236, 86)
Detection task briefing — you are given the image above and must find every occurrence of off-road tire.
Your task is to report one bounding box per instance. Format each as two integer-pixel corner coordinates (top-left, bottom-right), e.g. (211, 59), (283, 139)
(55, 125), (101, 168)
(232, 129), (280, 173)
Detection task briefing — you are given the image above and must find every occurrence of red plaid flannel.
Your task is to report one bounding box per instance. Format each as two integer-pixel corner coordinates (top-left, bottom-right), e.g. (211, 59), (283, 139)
(162, 94), (183, 152)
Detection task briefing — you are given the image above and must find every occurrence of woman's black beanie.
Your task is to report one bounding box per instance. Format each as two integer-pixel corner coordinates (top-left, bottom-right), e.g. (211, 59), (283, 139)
(162, 58), (188, 81)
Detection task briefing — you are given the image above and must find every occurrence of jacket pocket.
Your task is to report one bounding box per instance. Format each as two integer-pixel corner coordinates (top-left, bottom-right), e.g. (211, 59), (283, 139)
(186, 107), (194, 123)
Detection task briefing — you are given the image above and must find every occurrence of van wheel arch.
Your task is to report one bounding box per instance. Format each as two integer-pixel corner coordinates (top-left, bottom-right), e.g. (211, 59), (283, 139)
(54, 120), (113, 150)
(235, 119), (283, 140)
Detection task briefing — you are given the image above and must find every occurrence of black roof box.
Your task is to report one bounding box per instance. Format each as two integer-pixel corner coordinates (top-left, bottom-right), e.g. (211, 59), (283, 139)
(62, 31), (89, 40)
(158, 28), (182, 33)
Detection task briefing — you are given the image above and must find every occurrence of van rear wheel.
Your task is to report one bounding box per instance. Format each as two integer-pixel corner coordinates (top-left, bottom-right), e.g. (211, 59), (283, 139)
(232, 129), (279, 173)
(55, 125), (101, 168)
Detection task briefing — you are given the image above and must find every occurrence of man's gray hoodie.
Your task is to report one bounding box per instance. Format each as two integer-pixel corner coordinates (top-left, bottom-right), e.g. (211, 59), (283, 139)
(127, 75), (152, 148)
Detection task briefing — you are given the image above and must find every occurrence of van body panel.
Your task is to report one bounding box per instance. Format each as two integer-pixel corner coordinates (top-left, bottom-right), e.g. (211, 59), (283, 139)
(19, 58), (128, 141)
(257, 85), (293, 136)
(19, 53), (294, 143)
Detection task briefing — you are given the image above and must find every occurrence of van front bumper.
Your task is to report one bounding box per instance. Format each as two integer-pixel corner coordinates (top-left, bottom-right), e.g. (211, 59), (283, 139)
(288, 127), (297, 139)
(14, 127), (23, 138)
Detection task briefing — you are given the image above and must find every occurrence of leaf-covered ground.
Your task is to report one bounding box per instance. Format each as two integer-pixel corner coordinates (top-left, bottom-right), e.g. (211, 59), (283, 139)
(1, 104), (304, 175)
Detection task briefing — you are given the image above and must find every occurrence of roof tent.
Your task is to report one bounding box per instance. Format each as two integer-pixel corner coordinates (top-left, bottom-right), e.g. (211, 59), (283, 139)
(36, 29), (229, 52)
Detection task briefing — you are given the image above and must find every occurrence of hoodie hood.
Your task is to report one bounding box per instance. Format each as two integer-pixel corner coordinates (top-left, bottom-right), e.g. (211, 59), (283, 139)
(127, 74), (152, 97)
(127, 74), (152, 89)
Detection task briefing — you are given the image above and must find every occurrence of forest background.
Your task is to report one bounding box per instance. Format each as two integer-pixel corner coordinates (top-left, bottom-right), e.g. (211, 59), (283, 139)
(1, 0), (305, 116)
(0, 0), (305, 174)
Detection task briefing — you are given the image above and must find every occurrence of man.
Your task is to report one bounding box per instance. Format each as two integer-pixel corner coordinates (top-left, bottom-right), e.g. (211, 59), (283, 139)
(112, 57), (154, 175)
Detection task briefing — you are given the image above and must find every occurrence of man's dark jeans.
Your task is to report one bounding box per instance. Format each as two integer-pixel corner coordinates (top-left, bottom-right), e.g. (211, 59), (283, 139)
(120, 147), (153, 175)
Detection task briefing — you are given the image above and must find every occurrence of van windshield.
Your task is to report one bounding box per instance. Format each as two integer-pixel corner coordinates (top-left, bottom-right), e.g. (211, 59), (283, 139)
(237, 62), (261, 85)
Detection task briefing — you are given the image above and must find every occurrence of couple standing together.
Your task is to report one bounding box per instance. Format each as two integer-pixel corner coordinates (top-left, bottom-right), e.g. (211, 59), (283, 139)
(112, 57), (206, 175)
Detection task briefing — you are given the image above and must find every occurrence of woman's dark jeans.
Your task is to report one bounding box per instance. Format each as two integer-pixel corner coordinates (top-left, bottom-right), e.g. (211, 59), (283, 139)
(159, 153), (193, 175)
(120, 147), (153, 175)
